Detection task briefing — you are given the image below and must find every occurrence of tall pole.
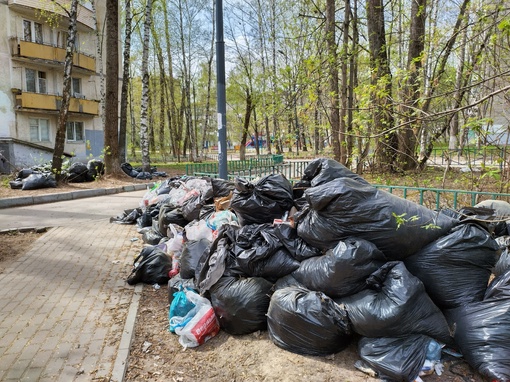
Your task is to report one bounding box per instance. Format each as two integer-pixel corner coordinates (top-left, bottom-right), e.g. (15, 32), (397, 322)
(216, 0), (228, 179)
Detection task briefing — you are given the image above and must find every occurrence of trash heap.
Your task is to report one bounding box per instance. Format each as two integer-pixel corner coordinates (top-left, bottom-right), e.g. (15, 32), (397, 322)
(9, 159), (105, 190)
(118, 157), (510, 382)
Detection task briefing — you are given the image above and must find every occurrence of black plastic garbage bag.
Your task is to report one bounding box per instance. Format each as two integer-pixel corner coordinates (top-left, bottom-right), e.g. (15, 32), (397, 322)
(110, 208), (141, 225)
(444, 270), (510, 381)
(158, 203), (189, 234)
(67, 162), (92, 183)
(340, 261), (453, 345)
(230, 174), (294, 226)
(127, 246), (172, 285)
(142, 227), (165, 245)
(209, 276), (273, 335)
(17, 168), (36, 179)
(295, 177), (458, 258)
(267, 286), (352, 356)
(301, 157), (370, 187)
(121, 162), (140, 178)
(87, 159), (105, 179)
(273, 274), (305, 291)
(230, 224), (300, 281)
(273, 224), (321, 261)
(9, 179), (23, 189)
(292, 238), (386, 298)
(180, 239), (210, 280)
(404, 223), (499, 309)
(211, 178), (235, 197)
(21, 173), (57, 190)
(196, 225), (239, 294)
(358, 335), (432, 382)
(494, 248), (510, 277)
(181, 195), (203, 222)
(136, 171), (153, 180)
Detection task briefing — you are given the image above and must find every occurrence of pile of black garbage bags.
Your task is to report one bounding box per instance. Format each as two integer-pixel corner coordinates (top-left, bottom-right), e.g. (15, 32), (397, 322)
(121, 162), (167, 180)
(9, 159), (105, 190)
(118, 158), (510, 382)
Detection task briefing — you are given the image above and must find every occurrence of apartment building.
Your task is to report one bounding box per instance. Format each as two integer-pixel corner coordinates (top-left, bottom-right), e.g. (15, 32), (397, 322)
(0, 0), (106, 173)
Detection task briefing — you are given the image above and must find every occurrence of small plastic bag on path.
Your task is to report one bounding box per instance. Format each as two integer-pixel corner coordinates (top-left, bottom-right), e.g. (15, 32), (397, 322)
(169, 288), (220, 348)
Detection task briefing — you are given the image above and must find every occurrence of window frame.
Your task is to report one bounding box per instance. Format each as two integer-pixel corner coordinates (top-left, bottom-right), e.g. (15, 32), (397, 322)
(66, 121), (84, 142)
(23, 20), (43, 43)
(25, 68), (47, 94)
(29, 118), (50, 142)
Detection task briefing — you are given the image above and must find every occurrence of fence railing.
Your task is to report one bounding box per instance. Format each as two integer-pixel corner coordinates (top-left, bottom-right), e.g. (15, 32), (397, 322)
(427, 147), (507, 168)
(187, 157), (510, 210)
(373, 184), (510, 210)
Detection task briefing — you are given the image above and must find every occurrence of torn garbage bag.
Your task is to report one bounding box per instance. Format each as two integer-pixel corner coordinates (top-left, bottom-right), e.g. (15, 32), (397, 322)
(229, 174), (294, 226)
(404, 223), (499, 309)
(126, 246), (172, 285)
(292, 237), (386, 298)
(339, 261), (453, 345)
(357, 335), (433, 382)
(209, 276), (273, 335)
(295, 177), (457, 259)
(267, 286), (351, 356)
(444, 270), (510, 381)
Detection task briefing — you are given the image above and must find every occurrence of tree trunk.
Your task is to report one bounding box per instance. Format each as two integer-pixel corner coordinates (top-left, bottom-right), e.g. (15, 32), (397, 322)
(119, 0), (132, 163)
(52, 0), (78, 181)
(397, 0), (426, 171)
(139, 0), (153, 172)
(366, 0), (396, 171)
(326, 0), (341, 162)
(104, 0), (121, 176)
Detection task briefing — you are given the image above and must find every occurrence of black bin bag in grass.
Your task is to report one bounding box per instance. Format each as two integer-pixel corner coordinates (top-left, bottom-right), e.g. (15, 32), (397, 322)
(444, 270), (510, 382)
(301, 157), (370, 187)
(339, 261), (453, 345)
(292, 238), (387, 298)
(179, 239), (210, 280)
(404, 223), (499, 309)
(22, 173), (57, 190)
(267, 286), (352, 356)
(295, 177), (458, 258)
(127, 246), (172, 285)
(229, 174), (294, 226)
(358, 335), (432, 382)
(209, 276), (273, 335)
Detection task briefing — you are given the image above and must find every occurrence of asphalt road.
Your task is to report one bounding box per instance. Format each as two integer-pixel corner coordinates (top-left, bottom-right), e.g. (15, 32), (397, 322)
(0, 189), (147, 231)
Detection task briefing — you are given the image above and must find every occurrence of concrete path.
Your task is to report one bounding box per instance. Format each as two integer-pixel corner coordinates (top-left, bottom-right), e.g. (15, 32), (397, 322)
(0, 188), (149, 381)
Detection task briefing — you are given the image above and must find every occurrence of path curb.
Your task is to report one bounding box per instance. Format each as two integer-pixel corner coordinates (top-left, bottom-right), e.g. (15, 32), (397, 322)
(0, 183), (153, 209)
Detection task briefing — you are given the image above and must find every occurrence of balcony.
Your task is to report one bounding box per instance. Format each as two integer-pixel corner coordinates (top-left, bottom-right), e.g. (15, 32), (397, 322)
(13, 40), (96, 72)
(8, 0), (95, 30)
(15, 92), (99, 116)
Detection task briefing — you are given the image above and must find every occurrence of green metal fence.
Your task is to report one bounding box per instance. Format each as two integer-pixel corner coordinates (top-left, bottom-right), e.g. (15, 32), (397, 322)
(374, 184), (510, 210)
(186, 157), (510, 210)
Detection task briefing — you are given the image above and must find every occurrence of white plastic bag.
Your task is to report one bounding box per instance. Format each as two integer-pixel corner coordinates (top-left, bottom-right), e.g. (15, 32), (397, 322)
(170, 289), (220, 348)
(185, 220), (214, 242)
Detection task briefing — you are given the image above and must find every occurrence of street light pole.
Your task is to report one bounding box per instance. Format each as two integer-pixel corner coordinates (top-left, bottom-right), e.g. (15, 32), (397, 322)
(216, 0), (228, 179)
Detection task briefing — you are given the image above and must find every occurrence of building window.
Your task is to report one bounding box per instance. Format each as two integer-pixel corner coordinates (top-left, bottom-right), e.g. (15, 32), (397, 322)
(26, 69), (47, 93)
(23, 20), (43, 43)
(29, 118), (50, 142)
(71, 78), (82, 98)
(66, 121), (84, 142)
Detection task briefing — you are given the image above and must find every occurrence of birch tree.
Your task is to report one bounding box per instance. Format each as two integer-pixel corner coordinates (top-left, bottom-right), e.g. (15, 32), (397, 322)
(51, 0), (78, 181)
(139, 0), (153, 172)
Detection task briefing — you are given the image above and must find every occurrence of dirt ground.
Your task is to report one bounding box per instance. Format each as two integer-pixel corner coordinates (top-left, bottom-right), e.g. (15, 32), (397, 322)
(0, 168), (489, 382)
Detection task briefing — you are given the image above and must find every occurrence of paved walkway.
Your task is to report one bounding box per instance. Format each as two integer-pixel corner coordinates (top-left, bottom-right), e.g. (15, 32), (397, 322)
(0, 189), (148, 381)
